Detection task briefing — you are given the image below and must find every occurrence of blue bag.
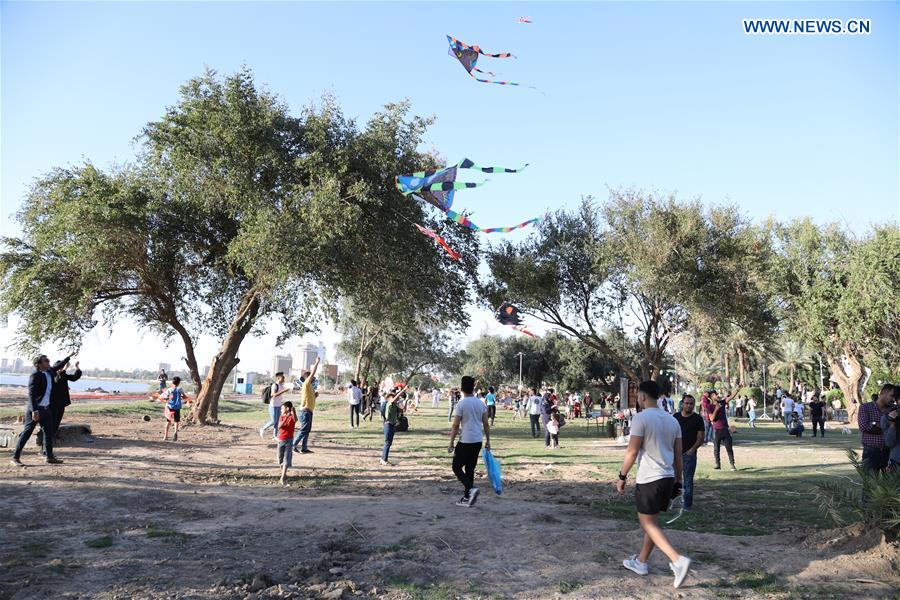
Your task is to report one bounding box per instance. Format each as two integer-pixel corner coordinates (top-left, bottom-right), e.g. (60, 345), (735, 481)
(483, 448), (502, 495)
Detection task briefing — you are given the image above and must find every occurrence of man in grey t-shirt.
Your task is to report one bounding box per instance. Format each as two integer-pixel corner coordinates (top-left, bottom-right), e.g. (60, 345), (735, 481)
(448, 375), (491, 508)
(616, 380), (692, 589)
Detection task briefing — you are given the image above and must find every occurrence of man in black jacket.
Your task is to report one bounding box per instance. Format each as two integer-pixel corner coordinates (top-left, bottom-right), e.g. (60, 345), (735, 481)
(49, 359), (81, 445)
(11, 354), (70, 467)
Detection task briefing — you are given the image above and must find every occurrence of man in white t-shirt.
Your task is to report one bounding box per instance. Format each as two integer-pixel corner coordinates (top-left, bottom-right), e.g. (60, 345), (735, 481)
(448, 376), (491, 508)
(781, 394), (795, 430)
(432, 388), (441, 408)
(348, 380), (363, 428)
(616, 380), (692, 589)
(527, 387), (543, 438)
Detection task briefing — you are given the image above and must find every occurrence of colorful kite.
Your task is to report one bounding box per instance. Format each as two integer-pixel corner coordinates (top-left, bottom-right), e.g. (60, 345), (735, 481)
(396, 158), (540, 234)
(516, 16), (532, 24)
(414, 223), (460, 261)
(447, 35), (523, 86)
(495, 302), (536, 337)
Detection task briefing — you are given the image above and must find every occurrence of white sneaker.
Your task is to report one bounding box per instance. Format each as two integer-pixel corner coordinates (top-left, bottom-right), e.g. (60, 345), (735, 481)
(467, 487), (480, 507)
(380, 459), (389, 466)
(670, 555), (691, 588)
(258, 428), (265, 439)
(622, 555), (649, 576)
(455, 496), (469, 507)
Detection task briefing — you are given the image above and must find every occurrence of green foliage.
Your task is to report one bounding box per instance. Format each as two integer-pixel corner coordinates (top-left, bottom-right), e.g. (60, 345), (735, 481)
(1, 68), (476, 418)
(483, 191), (777, 381)
(457, 332), (621, 390)
(738, 387), (763, 402)
(814, 449), (900, 539)
(824, 389), (845, 408)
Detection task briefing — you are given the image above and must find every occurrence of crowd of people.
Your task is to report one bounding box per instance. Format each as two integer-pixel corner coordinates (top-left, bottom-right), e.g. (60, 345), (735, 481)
(9, 352), (899, 590)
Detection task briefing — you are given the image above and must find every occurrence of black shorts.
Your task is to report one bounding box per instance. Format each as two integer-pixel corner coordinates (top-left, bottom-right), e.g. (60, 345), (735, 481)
(635, 477), (674, 515)
(166, 408), (181, 423)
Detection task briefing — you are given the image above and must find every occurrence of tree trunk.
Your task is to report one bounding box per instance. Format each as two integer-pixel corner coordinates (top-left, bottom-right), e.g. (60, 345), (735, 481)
(354, 320), (369, 382)
(737, 347), (747, 388)
(724, 354), (731, 386)
(826, 347), (866, 427)
(191, 291), (261, 424)
(169, 318), (203, 395)
(789, 366), (795, 394)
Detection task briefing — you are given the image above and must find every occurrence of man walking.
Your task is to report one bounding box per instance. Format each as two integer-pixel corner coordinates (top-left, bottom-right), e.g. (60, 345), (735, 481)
(528, 387), (542, 438)
(448, 376), (491, 508)
(11, 354), (69, 466)
(541, 388), (554, 448)
(674, 394), (704, 511)
(293, 357), (320, 454)
(809, 393), (826, 438)
(616, 381), (692, 589)
(781, 393), (795, 431)
(858, 384), (893, 472)
(347, 380), (362, 428)
(432, 387), (441, 408)
(709, 389), (738, 471)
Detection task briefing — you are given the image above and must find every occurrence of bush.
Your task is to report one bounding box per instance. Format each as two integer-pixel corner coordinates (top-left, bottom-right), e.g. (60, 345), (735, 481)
(815, 449), (900, 541)
(824, 389), (845, 408)
(738, 387), (763, 403)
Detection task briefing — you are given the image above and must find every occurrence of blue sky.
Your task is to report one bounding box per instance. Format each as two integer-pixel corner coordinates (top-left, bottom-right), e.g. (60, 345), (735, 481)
(2, 1), (898, 373)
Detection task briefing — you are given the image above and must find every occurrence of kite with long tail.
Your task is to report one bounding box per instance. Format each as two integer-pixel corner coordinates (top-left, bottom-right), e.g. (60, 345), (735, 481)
(414, 224), (460, 261)
(396, 158), (541, 236)
(447, 35), (524, 87)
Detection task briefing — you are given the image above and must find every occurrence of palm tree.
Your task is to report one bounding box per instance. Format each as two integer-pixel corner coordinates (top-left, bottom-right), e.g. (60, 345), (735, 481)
(676, 347), (722, 389)
(768, 340), (814, 392)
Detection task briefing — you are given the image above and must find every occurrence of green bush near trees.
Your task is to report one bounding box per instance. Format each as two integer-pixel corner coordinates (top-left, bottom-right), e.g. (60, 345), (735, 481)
(738, 387), (764, 402)
(824, 389), (845, 408)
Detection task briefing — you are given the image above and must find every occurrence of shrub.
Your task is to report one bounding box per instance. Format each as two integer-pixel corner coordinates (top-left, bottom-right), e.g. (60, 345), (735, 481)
(738, 387), (763, 403)
(814, 449), (900, 540)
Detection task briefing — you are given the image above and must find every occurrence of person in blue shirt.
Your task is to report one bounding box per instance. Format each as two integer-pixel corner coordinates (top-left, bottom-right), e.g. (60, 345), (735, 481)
(484, 386), (497, 426)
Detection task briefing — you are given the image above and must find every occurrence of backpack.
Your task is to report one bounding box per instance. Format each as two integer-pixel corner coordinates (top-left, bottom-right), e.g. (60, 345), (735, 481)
(557, 413), (567, 428)
(261, 384), (272, 405)
(166, 387), (183, 411)
(396, 415), (409, 432)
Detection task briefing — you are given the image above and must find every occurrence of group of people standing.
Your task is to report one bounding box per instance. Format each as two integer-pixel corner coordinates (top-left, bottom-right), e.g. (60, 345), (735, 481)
(260, 357), (321, 485)
(10, 354), (80, 467)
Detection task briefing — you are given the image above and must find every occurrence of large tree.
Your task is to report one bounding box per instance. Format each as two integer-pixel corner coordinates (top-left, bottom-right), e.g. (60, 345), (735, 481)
(484, 191), (776, 381)
(1, 68), (476, 423)
(775, 220), (900, 406)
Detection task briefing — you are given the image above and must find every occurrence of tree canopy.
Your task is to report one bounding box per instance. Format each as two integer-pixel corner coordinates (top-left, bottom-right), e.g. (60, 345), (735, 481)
(1, 68), (477, 422)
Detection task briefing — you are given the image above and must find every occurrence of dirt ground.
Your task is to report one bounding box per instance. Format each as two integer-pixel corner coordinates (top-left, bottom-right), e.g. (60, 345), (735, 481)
(1, 405), (898, 600)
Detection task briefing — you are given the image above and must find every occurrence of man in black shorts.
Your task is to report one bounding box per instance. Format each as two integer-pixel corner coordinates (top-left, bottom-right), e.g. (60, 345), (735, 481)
(616, 381), (692, 589)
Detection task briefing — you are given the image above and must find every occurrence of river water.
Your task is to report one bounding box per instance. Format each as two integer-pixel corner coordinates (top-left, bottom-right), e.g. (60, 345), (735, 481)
(0, 374), (152, 393)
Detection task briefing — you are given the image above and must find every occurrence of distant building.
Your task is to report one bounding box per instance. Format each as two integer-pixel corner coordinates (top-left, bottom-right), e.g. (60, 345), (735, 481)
(202, 365), (211, 378)
(296, 342), (326, 372)
(158, 362), (171, 373)
(13, 358), (24, 372)
(271, 354), (292, 377)
(1, 358), (7, 372)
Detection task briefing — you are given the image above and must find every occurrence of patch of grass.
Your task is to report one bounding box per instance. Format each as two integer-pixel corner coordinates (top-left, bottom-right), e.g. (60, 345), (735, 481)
(592, 549), (610, 563)
(389, 580), (454, 600)
(732, 570), (788, 594)
(84, 535), (113, 548)
(386, 535), (420, 553)
(145, 526), (190, 544)
(22, 542), (49, 558)
(558, 580), (583, 594)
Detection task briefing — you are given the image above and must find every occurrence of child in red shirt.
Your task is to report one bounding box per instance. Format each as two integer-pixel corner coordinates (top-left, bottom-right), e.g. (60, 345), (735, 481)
(276, 401), (297, 486)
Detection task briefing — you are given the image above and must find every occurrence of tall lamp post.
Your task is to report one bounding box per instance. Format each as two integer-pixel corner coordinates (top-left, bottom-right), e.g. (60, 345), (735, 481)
(516, 352), (524, 389)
